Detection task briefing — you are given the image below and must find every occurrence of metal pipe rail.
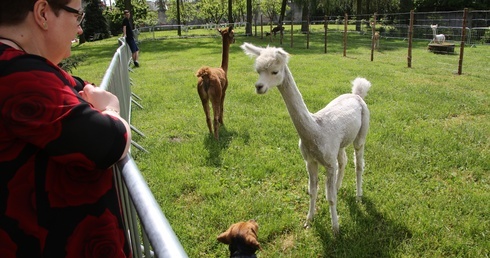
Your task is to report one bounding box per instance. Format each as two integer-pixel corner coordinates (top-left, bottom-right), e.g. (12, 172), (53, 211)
(99, 37), (187, 257)
(116, 155), (188, 258)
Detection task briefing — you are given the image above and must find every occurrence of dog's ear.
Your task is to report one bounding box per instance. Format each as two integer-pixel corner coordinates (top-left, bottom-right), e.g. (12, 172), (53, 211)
(217, 225), (234, 245)
(244, 220), (262, 250)
(244, 233), (261, 250)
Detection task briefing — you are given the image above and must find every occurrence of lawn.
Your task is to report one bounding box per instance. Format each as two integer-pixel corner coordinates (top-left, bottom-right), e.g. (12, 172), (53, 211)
(71, 30), (489, 257)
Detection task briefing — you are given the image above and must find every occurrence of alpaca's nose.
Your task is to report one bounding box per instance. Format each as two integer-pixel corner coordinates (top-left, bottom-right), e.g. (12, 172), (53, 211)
(255, 83), (263, 92)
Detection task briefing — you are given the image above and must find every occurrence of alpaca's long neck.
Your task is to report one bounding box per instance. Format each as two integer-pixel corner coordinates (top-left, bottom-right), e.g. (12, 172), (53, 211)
(277, 66), (317, 139)
(221, 38), (230, 72)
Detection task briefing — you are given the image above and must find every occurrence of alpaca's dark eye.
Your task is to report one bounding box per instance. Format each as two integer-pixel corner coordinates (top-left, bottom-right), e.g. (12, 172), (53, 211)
(272, 71), (278, 75)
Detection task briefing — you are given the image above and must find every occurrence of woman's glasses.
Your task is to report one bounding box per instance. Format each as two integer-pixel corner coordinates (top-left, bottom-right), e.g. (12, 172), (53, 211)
(60, 5), (85, 25)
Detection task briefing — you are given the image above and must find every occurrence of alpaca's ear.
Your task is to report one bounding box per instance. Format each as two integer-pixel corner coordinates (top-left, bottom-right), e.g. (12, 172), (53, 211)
(241, 43), (262, 57)
(275, 48), (290, 63)
(229, 24), (234, 30)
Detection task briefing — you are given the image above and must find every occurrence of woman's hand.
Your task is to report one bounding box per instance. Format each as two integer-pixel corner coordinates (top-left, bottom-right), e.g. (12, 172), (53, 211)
(78, 84), (120, 113)
(79, 84), (131, 160)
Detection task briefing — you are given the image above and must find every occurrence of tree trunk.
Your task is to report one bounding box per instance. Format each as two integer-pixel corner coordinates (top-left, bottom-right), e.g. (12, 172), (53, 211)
(356, 0), (362, 31)
(176, 0), (181, 36)
(228, 0), (233, 23)
(301, 1), (309, 33)
(246, 0), (252, 35)
(124, 0), (131, 12)
(278, 0), (288, 28)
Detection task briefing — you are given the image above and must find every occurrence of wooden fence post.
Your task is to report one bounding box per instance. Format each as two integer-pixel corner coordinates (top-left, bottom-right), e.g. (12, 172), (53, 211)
(458, 8), (468, 75)
(343, 13), (348, 57)
(408, 10), (414, 68)
(280, 23), (283, 45)
(291, 16), (294, 48)
(260, 15), (263, 39)
(307, 15), (310, 49)
(269, 22), (273, 42)
(324, 15), (328, 53)
(371, 13), (377, 61)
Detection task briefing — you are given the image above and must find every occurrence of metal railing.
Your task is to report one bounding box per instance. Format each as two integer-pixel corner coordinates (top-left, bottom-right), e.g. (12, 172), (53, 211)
(99, 37), (188, 258)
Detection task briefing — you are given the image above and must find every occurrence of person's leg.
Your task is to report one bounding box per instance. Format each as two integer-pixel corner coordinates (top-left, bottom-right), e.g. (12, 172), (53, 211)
(127, 38), (140, 67)
(133, 50), (139, 66)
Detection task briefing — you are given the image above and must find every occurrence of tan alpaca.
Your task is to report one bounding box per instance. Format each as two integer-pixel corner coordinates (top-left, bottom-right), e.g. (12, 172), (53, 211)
(373, 31), (380, 50)
(196, 25), (235, 140)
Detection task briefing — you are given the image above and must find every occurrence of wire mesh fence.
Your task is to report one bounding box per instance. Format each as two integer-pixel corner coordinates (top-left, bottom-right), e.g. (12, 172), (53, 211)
(135, 10), (489, 47)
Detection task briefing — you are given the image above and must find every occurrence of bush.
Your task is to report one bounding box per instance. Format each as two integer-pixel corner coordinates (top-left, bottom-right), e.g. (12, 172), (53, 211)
(83, 0), (110, 40)
(58, 53), (87, 73)
(481, 29), (490, 44)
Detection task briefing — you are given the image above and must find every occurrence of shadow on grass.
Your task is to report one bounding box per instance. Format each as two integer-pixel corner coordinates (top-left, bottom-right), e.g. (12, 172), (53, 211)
(314, 196), (412, 257)
(203, 126), (237, 167)
(73, 41), (121, 61)
(139, 38), (224, 55)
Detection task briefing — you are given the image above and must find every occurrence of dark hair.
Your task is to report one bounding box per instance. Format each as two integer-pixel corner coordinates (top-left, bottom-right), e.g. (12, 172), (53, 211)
(0, 0), (71, 25)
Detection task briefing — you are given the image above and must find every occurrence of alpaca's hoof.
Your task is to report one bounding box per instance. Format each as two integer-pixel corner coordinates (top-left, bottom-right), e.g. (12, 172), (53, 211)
(356, 195), (363, 203)
(303, 221), (311, 229)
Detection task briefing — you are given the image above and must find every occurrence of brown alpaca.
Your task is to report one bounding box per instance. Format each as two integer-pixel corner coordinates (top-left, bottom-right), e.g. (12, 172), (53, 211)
(196, 25), (235, 140)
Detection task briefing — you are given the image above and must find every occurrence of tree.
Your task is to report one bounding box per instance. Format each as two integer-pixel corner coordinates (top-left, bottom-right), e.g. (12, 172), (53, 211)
(231, 0), (247, 23)
(413, 0), (489, 11)
(300, 0), (309, 32)
(83, 0), (110, 40)
(399, 0), (413, 12)
(261, 0), (282, 25)
(141, 10), (159, 27)
(156, 0), (169, 12)
(195, 0), (227, 24)
(124, 0), (131, 11)
(246, 0), (252, 35)
(176, 0), (181, 35)
(228, 0), (233, 23)
(104, 0), (150, 36)
(278, 0), (287, 29)
(355, 0), (361, 31)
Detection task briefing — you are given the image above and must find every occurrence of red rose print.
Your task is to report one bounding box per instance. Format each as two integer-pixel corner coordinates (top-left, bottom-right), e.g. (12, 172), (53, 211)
(6, 160), (48, 248)
(58, 67), (77, 86)
(66, 209), (126, 258)
(0, 138), (26, 162)
(6, 161), (37, 232)
(46, 153), (113, 207)
(0, 228), (17, 258)
(0, 71), (79, 148)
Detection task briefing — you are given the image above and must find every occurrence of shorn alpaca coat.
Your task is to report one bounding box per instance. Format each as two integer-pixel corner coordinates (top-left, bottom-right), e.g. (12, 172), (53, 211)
(196, 25), (235, 140)
(241, 42), (371, 235)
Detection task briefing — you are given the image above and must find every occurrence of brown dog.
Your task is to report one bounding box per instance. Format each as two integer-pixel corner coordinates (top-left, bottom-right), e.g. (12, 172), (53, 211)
(217, 220), (261, 257)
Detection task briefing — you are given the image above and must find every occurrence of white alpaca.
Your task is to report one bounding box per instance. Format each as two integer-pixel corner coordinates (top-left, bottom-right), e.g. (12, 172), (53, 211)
(241, 43), (371, 234)
(430, 24), (445, 44)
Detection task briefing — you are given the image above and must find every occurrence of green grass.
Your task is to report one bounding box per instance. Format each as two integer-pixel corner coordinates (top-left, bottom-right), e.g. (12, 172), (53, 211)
(71, 31), (489, 257)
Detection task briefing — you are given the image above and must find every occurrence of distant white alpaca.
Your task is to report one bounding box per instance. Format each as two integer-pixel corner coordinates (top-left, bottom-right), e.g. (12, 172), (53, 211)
(430, 24), (445, 44)
(241, 43), (371, 234)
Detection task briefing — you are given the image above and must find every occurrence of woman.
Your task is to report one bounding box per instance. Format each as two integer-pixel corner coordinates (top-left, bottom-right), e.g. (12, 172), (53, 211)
(0, 0), (132, 257)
